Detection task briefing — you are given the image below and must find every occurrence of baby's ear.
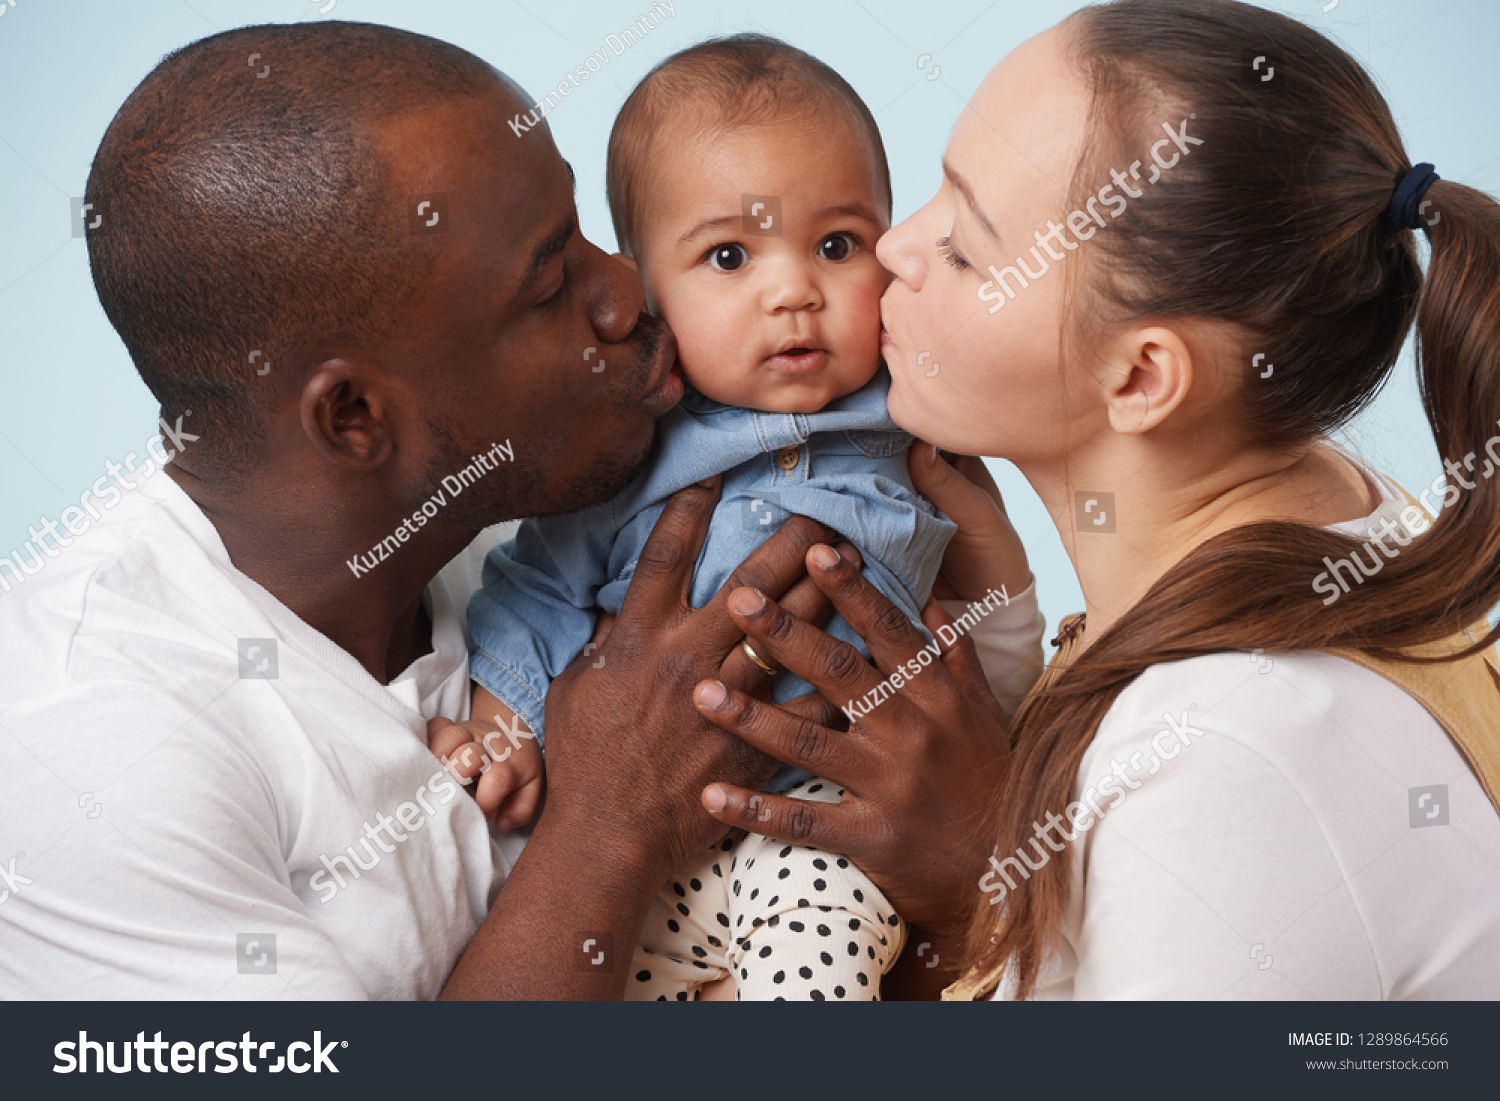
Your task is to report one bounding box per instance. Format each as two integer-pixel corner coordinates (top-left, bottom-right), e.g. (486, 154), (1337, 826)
(612, 252), (639, 274)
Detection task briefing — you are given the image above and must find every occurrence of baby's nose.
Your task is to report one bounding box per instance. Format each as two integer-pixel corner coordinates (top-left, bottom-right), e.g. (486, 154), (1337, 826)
(763, 258), (822, 313)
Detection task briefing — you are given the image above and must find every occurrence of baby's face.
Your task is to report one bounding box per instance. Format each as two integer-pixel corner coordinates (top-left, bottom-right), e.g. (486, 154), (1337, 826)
(631, 115), (890, 413)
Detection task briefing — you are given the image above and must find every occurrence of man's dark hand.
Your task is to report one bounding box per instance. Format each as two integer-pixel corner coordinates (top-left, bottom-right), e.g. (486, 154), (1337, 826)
(540, 476), (857, 880)
(693, 541), (1012, 943)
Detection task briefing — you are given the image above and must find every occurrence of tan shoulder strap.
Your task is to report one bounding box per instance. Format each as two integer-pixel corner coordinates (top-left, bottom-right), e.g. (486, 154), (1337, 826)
(1329, 631), (1500, 813)
(1324, 484), (1500, 814)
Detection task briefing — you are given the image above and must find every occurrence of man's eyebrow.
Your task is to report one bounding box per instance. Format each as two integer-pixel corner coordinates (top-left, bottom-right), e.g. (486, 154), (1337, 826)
(942, 158), (998, 238)
(676, 203), (885, 245)
(517, 216), (576, 293)
(564, 159), (576, 193)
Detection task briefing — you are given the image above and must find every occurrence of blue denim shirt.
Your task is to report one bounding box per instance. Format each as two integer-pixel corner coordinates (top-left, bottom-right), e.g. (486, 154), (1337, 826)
(467, 370), (956, 789)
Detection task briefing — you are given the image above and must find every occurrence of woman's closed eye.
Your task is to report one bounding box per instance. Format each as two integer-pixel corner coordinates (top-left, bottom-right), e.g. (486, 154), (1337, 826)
(937, 235), (971, 272)
(706, 242), (750, 272)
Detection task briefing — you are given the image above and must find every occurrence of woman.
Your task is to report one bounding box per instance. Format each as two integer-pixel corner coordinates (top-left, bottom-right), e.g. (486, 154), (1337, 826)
(693, 0), (1500, 998)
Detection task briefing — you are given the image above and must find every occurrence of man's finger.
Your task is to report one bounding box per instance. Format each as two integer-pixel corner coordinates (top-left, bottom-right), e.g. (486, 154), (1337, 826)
(696, 514), (838, 655)
(701, 783), (854, 851)
(778, 690), (847, 733)
(800, 544), (944, 682)
(719, 542), (862, 690)
(920, 597), (995, 705)
(694, 680), (860, 784)
(616, 477), (721, 630)
(725, 586), (888, 713)
(774, 540), (860, 631)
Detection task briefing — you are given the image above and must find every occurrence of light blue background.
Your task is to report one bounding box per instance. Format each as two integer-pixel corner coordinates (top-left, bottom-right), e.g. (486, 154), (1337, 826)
(2, 0), (1497, 636)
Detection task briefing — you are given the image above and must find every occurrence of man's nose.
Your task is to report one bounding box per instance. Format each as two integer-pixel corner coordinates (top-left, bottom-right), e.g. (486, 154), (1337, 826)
(586, 244), (649, 343)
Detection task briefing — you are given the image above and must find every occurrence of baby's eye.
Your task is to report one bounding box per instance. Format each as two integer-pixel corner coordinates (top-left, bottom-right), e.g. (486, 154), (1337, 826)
(708, 243), (749, 272)
(818, 233), (858, 262)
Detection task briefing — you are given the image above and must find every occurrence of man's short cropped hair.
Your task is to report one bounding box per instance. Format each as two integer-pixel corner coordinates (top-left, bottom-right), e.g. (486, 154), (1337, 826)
(85, 22), (499, 475)
(605, 33), (892, 257)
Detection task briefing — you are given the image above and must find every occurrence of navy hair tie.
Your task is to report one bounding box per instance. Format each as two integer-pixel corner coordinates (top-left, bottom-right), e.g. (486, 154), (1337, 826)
(1386, 162), (1440, 231)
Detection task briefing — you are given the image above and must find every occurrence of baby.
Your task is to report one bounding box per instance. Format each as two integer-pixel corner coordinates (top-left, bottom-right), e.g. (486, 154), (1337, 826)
(437, 34), (1027, 1000)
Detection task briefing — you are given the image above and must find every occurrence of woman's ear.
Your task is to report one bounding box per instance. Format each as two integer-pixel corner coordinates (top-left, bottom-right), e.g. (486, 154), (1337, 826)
(1099, 325), (1194, 435)
(612, 252), (639, 274)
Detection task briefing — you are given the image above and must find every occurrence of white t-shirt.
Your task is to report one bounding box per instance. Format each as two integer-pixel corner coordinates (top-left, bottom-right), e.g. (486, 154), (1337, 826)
(0, 471), (522, 999)
(1009, 459), (1500, 999)
(0, 466), (1048, 1000)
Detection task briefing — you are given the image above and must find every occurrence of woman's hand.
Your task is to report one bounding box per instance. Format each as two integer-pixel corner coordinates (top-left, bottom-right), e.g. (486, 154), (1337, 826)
(693, 543), (1012, 940)
(910, 443), (1032, 603)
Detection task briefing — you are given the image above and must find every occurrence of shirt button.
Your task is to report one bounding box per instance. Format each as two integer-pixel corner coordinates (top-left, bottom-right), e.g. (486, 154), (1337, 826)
(775, 446), (799, 470)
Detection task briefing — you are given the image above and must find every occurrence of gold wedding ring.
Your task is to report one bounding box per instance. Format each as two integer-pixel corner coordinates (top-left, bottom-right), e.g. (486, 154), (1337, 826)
(740, 638), (778, 676)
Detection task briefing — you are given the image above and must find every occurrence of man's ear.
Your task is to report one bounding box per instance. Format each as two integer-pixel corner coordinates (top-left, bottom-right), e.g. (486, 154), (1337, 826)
(1098, 325), (1194, 436)
(299, 360), (395, 470)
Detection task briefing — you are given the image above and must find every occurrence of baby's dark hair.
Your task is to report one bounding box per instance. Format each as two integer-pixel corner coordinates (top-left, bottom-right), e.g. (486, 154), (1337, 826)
(606, 33), (892, 256)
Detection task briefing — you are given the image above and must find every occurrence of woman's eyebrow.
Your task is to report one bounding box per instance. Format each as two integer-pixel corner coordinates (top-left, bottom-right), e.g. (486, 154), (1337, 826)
(942, 158), (998, 238)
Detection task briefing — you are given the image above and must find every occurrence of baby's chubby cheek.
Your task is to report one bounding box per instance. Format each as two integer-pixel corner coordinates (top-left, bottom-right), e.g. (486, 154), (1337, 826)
(659, 303), (743, 390)
(838, 286), (890, 372)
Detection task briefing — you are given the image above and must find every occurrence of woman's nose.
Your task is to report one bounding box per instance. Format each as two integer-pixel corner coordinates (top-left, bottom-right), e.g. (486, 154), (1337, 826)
(876, 212), (927, 291)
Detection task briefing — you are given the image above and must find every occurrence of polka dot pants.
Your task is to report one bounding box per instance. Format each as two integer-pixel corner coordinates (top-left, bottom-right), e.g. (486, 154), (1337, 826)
(628, 779), (905, 1001)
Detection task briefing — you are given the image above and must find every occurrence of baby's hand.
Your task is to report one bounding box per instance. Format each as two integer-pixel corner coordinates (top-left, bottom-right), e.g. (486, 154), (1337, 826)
(426, 686), (544, 831)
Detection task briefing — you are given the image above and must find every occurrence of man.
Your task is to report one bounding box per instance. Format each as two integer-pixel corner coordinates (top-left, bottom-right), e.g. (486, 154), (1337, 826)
(0, 21), (1011, 1000)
